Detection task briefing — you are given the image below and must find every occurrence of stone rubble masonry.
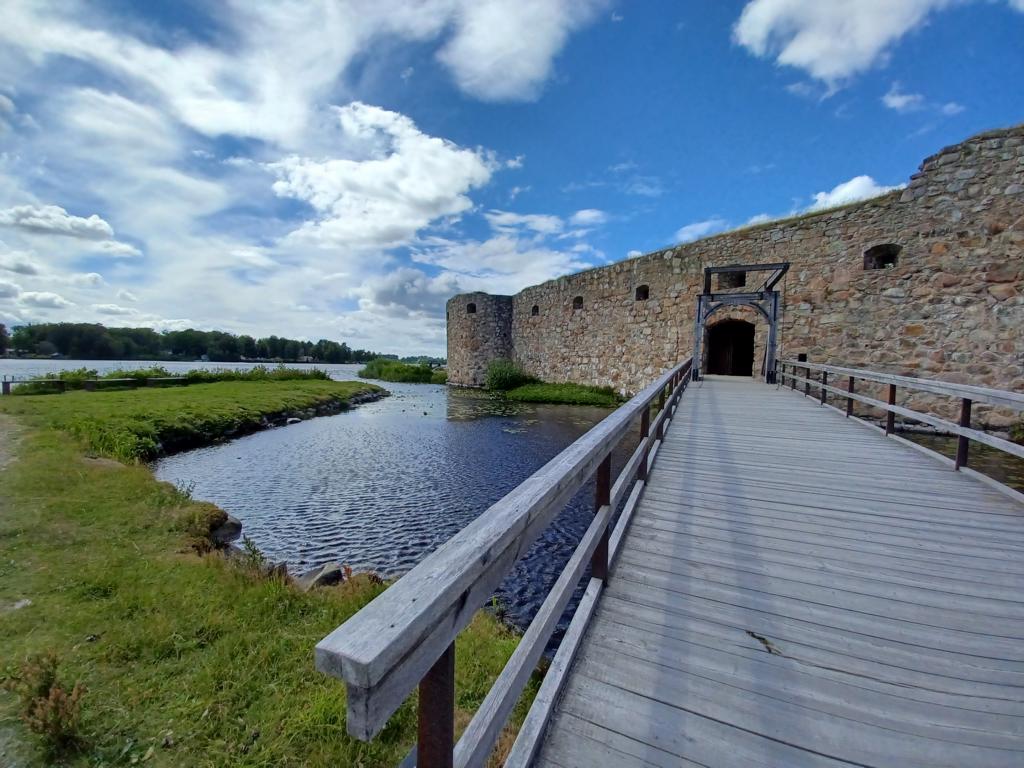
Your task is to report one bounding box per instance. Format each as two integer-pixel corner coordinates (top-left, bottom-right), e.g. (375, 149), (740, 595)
(446, 125), (1024, 428)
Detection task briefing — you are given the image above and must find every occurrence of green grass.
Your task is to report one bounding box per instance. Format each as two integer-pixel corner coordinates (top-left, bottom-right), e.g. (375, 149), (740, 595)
(505, 382), (622, 407)
(15, 365), (332, 395)
(0, 386), (536, 766)
(357, 359), (446, 384)
(0, 380), (380, 463)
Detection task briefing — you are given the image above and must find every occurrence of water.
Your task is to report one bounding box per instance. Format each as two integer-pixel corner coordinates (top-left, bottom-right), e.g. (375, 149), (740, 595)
(109, 363), (631, 634)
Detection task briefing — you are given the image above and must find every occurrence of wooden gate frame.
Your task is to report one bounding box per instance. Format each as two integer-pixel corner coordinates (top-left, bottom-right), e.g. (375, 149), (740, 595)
(692, 262), (789, 383)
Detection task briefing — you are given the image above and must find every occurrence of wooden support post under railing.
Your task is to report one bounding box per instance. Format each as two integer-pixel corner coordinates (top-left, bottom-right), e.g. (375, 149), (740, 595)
(846, 376), (855, 417)
(955, 398), (972, 470)
(1, 380), (10, 396)
(418, 643), (455, 768)
(820, 371), (828, 405)
(804, 367), (811, 398)
(638, 409), (650, 482)
(591, 454), (611, 582)
(790, 367), (797, 389)
(885, 384), (896, 435)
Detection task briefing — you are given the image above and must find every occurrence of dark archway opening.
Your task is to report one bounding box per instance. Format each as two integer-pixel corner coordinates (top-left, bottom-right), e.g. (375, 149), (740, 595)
(706, 320), (755, 376)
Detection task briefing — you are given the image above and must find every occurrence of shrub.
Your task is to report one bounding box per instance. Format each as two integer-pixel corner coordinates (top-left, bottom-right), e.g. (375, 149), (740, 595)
(3, 652), (86, 755)
(485, 359), (535, 391)
(358, 358), (439, 384)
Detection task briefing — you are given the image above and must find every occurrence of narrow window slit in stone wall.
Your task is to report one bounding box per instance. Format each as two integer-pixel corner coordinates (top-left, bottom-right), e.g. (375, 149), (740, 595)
(635, 285), (649, 301)
(864, 244), (901, 270)
(531, 305), (539, 316)
(467, 303), (477, 314)
(572, 296), (583, 310)
(718, 271), (746, 289)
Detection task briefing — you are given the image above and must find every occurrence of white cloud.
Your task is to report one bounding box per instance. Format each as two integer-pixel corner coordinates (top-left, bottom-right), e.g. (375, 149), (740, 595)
(116, 289), (138, 302)
(0, 204), (113, 239)
(882, 82), (925, 112)
(569, 208), (607, 227)
(745, 213), (772, 226)
(941, 101), (966, 115)
(270, 103), (494, 250)
(437, 0), (607, 101)
(674, 218), (729, 243)
(809, 175), (900, 210)
(486, 210), (564, 235)
(734, 0), (971, 85)
(0, 279), (21, 299)
(68, 272), (105, 288)
(20, 290), (73, 309)
(93, 303), (136, 315)
(0, 250), (41, 275)
(627, 249), (642, 258)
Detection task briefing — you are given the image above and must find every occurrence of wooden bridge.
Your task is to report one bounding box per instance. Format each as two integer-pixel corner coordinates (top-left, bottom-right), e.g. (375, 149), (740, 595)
(316, 360), (1024, 768)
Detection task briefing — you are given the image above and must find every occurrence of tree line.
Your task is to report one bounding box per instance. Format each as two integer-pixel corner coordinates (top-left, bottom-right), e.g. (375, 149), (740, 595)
(4, 322), (386, 363)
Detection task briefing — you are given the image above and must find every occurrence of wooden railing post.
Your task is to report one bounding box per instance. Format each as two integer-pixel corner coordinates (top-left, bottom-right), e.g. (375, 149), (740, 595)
(591, 454), (611, 582)
(820, 371), (828, 405)
(846, 377), (855, 417)
(885, 384), (896, 435)
(955, 398), (972, 470)
(804, 367), (811, 398)
(790, 367), (797, 389)
(418, 643), (455, 768)
(58, 380), (67, 394)
(1, 380), (10, 396)
(638, 409), (650, 482)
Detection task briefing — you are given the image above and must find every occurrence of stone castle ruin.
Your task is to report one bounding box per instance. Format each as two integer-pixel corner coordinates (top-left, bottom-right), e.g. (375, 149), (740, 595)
(446, 125), (1024, 427)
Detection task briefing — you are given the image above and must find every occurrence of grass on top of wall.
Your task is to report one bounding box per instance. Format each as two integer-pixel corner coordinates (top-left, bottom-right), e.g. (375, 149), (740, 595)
(0, 380), (381, 463)
(505, 382), (623, 408)
(0, 388), (535, 767)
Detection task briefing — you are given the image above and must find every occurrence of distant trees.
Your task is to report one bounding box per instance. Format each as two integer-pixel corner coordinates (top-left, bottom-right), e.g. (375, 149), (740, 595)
(6, 322), (386, 363)
(0, 323), (8, 354)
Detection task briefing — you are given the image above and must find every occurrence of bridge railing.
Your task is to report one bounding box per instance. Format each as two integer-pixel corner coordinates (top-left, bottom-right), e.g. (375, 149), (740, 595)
(315, 357), (693, 768)
(777, 359), (1024, 472)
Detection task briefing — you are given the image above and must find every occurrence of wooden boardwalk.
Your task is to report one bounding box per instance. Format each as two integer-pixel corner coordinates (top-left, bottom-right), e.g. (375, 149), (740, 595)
(536, 376), (1024, 768)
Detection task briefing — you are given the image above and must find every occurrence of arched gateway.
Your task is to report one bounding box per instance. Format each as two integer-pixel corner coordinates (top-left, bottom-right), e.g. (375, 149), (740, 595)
(692, 262), (789, 383)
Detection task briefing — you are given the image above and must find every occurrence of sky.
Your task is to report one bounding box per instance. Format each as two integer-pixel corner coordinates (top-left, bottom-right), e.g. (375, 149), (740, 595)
(0, 0), (1022, 356)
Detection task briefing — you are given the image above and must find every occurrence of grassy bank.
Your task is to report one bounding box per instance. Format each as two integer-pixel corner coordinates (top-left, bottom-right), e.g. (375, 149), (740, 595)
(0, 380), (380, 463)
(14, 365), (332, 395)
(358, 358), (446, 384)
(505, 382), (622, 407)
(0, 385), (535, 766)
(484, 359), (622, 408)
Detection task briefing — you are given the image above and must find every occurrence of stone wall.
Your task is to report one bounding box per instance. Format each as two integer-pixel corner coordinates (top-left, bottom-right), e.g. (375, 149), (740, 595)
(446, 292), (514, 387)
(446, 125), (1024, 427)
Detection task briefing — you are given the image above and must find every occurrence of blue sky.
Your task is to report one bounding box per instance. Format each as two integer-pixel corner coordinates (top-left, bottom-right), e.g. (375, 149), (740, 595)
(0, 0), (1021, 355)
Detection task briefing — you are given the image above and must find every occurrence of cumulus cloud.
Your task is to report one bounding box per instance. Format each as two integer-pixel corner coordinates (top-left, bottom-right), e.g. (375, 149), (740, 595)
(809, 175), (901, 210)
(0, 279), (21, 299)
(93, 303), (136, 315)
(270, 103), (494, 250)
(437, 0), (607, 101)
(89, 240), (143, 258)
(882, 82), (925, 112)
(485, 210), (564, 235)
(674, 218), (729, 244)
(569, 208), (607, 227)
(68, 272), (105, 287)
(733, 1), (1022, 85)
(0, 204), (114, 239)
(116, 289), (139, 302)
(0, 251), (41, 275)
(20, 291), (73, 309)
